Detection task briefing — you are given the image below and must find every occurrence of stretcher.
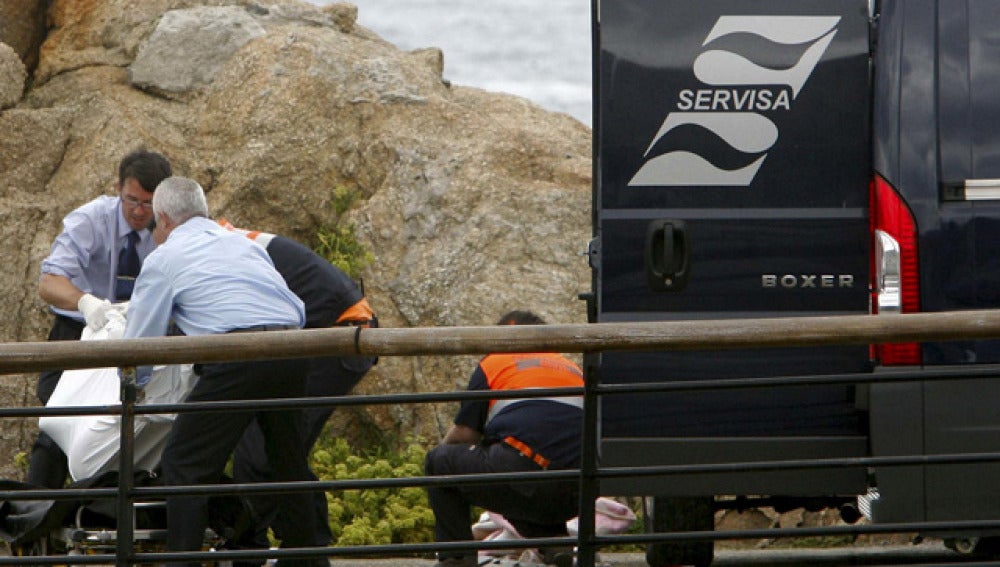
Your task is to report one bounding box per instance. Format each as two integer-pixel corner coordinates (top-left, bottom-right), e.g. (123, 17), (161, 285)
(0, 309), (246, 565)
(0, 469), (250, 566)
(8, 501), (235, 567)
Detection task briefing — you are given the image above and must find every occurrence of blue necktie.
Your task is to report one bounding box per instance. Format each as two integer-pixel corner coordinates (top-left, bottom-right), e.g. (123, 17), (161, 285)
(115, 231), (141, 300)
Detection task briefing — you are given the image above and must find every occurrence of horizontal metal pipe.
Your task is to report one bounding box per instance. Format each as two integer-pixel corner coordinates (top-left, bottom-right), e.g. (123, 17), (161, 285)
(3, 443), (989, 502)
(10, 363), (1000, 420)
(597, 451), (1000, 478)
(0, 386), (584, 418)
(133, 536), (578, 565)
(596, 517), (1000, 544)
(3, 310), (1000, 374)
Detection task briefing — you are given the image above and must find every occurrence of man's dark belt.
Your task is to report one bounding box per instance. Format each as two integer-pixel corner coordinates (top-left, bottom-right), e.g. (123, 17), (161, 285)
(226, 324), (297, 333)
(503, 436), (551, 469)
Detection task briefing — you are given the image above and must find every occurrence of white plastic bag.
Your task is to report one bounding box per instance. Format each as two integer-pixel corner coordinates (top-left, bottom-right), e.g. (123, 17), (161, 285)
(39, 308), (196, 481)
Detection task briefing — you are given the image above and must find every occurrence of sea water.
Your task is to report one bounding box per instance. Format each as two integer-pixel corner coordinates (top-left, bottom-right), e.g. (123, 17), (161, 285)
(308, 0), (593, 127)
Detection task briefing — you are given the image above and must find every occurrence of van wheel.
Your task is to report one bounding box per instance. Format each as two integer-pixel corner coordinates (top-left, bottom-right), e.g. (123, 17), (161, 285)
(644, 496), (714, 567)
(944, 536), (1000, 557)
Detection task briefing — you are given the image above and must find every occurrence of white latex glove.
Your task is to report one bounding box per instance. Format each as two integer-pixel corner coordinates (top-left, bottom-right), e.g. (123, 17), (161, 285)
(77, 293), (113, 332)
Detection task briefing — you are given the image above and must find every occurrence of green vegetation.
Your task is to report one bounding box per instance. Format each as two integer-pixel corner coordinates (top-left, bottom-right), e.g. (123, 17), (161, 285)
(306, 432), (650, 552)
(13, 451), (28, 478)
(310, 434), (436, 546)
(314, 186), (373, 279)
(311, 184), (426, 544)
(329, 185), (362, 216)
(315, 225), (373, 280)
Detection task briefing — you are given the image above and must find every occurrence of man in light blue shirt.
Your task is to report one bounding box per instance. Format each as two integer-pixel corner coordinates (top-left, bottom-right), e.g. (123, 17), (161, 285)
(124, 176), (325, 566)
(32, 148), (171, 488)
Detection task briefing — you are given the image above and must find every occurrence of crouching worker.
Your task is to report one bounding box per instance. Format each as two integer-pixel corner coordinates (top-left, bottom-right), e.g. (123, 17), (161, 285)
(123, 176), (326, 567)
(424, 311), (583, 567)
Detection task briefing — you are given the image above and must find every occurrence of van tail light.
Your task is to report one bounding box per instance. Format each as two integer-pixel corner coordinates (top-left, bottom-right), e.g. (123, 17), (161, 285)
(869, 174), (921, 365)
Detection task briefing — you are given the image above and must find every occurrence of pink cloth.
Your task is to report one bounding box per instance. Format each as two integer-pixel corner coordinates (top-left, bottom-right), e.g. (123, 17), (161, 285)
(472, 497), (637, 561)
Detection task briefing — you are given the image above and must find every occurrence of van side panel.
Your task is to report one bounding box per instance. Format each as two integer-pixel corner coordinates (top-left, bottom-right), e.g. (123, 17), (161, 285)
(871, 0), (1000, 525)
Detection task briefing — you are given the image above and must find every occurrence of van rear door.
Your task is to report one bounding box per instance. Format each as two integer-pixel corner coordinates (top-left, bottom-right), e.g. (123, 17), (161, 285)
(594, 0), (873, 495)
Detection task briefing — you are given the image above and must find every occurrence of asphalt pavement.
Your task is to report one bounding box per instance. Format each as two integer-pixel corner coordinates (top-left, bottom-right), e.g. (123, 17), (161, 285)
(323, 540), (972, 567)
(324, 555), (646, 567)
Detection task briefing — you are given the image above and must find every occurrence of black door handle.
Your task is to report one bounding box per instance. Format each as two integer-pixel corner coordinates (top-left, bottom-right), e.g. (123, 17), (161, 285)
(645, 220), (689, 291)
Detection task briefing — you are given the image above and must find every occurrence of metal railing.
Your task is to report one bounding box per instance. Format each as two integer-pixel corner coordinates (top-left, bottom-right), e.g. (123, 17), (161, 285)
(2, 309), (1000, 565)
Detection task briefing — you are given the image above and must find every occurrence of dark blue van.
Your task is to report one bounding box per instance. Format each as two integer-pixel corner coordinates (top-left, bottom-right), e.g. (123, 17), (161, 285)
(591, 0), (1000, 564)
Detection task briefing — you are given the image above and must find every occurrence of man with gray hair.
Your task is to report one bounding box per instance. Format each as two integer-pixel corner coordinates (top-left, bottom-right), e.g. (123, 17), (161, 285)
(123, 176), (326, 566)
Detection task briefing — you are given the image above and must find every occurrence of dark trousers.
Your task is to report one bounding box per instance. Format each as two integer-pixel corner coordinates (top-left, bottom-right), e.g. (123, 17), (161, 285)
(28, 315), (84, 488)
(159, 358), (323, 567)
(424, 442), (579, 558)
(232, 354), (374, 547)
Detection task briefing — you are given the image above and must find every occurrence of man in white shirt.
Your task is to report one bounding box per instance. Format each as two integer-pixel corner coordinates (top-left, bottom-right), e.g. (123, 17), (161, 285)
(125, 176), (326, 567)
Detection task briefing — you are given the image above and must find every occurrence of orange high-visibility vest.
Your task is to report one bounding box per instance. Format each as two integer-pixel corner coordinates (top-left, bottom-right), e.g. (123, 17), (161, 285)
(480, 353), (584, 427)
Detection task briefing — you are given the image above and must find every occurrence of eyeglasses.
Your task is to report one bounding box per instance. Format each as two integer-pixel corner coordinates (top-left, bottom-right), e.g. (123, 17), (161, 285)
(122, 194), (153, 211)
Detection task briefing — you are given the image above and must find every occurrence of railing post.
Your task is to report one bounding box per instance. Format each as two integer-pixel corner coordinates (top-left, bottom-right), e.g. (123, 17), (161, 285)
(117, 366), (137, 567)
(576, 353), (601, 567)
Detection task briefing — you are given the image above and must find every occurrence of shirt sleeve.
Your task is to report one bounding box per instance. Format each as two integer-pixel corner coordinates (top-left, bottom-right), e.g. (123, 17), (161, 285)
(122, 255), (174, 386)
(124, 255), (175, 340)
(453, 363), (490, 432)
(40, 206), (102, 288)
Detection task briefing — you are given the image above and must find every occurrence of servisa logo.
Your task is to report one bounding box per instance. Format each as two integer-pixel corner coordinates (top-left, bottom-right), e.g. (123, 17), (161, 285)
(629, 15), (840, 187)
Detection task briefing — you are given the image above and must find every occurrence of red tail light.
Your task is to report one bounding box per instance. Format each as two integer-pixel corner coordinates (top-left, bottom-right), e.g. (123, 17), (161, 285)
(869, 174), (921, 365)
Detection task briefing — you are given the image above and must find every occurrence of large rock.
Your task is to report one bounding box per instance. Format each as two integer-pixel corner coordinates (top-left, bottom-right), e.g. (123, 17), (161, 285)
(0, 106), (74, 199)
(0, 0), (47, 72)
(0, 42), (26, 108)
(129, 6), (266, 95)
(0, 0), (591, 477)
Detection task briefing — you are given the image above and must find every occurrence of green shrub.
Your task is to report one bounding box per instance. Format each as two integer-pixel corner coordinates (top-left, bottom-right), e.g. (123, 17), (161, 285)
(329, 186), (362, 216)
(312, 186), (373, 280)
(308, 433), (648, 553)
(311, 435), (436, 546)
(314, 225), (373, 280)
(13, 451), (28, 479)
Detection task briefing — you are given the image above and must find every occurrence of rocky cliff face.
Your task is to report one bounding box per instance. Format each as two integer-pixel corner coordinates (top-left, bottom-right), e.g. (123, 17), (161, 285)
(0, 0), (591, 475)
(0, 0), (46, 75)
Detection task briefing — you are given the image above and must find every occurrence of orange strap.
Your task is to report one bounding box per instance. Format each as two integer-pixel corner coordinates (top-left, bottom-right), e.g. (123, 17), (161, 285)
(218, 218), (266, 242)
(335, 297), (375, 327)
(504, 436), (550, 469)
